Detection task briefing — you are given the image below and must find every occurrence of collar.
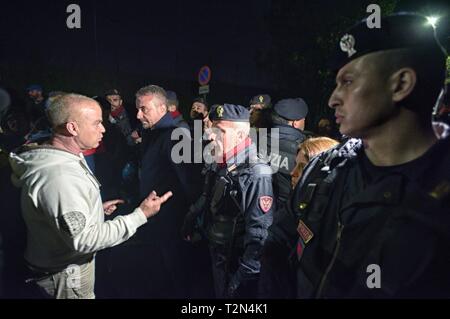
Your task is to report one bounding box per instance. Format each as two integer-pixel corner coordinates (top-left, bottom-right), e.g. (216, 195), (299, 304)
(153, 112), (177, 130)
(219, 137), (253, 169)
(272, 123), (305, 141)
(82, 148), (97, 156)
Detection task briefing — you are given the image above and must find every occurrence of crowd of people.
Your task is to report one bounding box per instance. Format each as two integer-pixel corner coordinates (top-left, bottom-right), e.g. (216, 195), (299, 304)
(0, 12), (450, 299)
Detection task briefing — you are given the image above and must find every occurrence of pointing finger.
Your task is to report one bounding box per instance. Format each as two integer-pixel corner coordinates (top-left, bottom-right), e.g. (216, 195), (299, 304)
(159, 191), (173, 203)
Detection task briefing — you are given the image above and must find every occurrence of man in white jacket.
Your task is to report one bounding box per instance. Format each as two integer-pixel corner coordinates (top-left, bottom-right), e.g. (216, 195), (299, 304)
(9, 93), (172, 299)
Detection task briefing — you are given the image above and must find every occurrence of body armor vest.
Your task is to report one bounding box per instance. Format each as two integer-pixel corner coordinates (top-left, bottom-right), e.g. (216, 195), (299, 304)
(205, 166), (246, 247)
(269, 137), (302, 206)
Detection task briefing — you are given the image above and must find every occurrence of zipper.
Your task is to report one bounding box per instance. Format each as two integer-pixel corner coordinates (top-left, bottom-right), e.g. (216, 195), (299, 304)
(315, 221), (344, 298)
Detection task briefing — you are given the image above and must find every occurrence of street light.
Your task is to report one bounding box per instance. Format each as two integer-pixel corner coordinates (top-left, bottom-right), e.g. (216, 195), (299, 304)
(426, 16), (439, 28)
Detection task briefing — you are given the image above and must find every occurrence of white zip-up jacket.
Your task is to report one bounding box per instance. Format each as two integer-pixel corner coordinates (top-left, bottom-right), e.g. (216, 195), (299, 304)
(9, 145), (147, 272)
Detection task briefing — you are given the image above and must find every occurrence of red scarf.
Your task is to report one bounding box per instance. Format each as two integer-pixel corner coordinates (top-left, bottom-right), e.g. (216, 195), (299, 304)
(82, 148), (97, 156)
(111, 105), (125, 118)
(170, 110), (182, 119)
(219, 137), (252, 168)
(83, 141), (106, 156)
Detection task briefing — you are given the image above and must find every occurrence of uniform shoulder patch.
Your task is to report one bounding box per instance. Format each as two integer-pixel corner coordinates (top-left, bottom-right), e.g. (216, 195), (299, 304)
(59, 211), (86, 237)
(259, 196), (273, 213)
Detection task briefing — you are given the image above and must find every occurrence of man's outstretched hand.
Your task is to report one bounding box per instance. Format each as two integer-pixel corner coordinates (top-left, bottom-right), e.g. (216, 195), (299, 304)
(103, 199), (125, 215)
(140, 191), (173, 218)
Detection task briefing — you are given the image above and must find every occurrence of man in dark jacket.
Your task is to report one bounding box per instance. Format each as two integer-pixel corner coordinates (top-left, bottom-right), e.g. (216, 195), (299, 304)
(128, 84), (205, 298)
(263, 13), (450, 298)
(105, 89), (137, 146)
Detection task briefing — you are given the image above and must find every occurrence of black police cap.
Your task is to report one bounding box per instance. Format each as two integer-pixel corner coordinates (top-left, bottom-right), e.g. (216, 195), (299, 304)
(250, 94), (271, 108)
(274, 98), (308, 120)
(330, 12), (447, 71)
(209, 103), (250, 122)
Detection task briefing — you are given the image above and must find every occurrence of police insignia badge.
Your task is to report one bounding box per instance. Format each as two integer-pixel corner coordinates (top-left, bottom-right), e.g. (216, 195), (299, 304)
(259, 95), (264, 103)
(259, 196), (273, 213)
(297, 219), (314, 244)
(217, 105), (224, 118)
(340, 34), (357, 58)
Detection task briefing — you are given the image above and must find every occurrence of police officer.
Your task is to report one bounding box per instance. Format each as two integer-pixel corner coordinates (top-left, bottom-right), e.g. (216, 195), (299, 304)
(187, 103), (275, 298)
(265, 13), (450, 298)
(267, 98), (308, 208)
(249, 94), (272, 129)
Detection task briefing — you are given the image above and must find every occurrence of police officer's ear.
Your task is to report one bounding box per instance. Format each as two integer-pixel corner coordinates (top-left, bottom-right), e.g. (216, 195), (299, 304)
(236, 129), (246, 142)
(390, 67), (417, 104)
(292, 118), (305, 130)
(235, 123), (250, 143)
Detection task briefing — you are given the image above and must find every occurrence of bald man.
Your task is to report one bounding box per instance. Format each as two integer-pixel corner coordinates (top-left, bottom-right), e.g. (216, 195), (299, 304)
(9, 93), (172, 299)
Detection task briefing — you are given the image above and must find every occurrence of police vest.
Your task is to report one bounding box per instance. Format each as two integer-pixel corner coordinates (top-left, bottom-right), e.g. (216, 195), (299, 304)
(269, 138), (302, 205)
(205, 165), (246, 247)
(269, 139), (298, 175)
(205, 158), (270, 247)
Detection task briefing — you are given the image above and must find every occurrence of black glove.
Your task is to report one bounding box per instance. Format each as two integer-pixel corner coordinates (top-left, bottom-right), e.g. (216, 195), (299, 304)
(181, 195), (207, 241)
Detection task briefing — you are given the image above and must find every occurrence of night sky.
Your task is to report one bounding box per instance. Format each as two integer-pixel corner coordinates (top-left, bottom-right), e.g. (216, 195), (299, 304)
(0, 1), (273, 92)
(0, 0), (448, 108)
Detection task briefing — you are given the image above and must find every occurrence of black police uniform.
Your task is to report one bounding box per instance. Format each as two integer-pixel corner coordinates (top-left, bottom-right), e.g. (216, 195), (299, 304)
(203, 104), (275, 298)
(269, 137), (450, 298)
(264, 13), (450, 298)
(267, 98), (308, 208)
